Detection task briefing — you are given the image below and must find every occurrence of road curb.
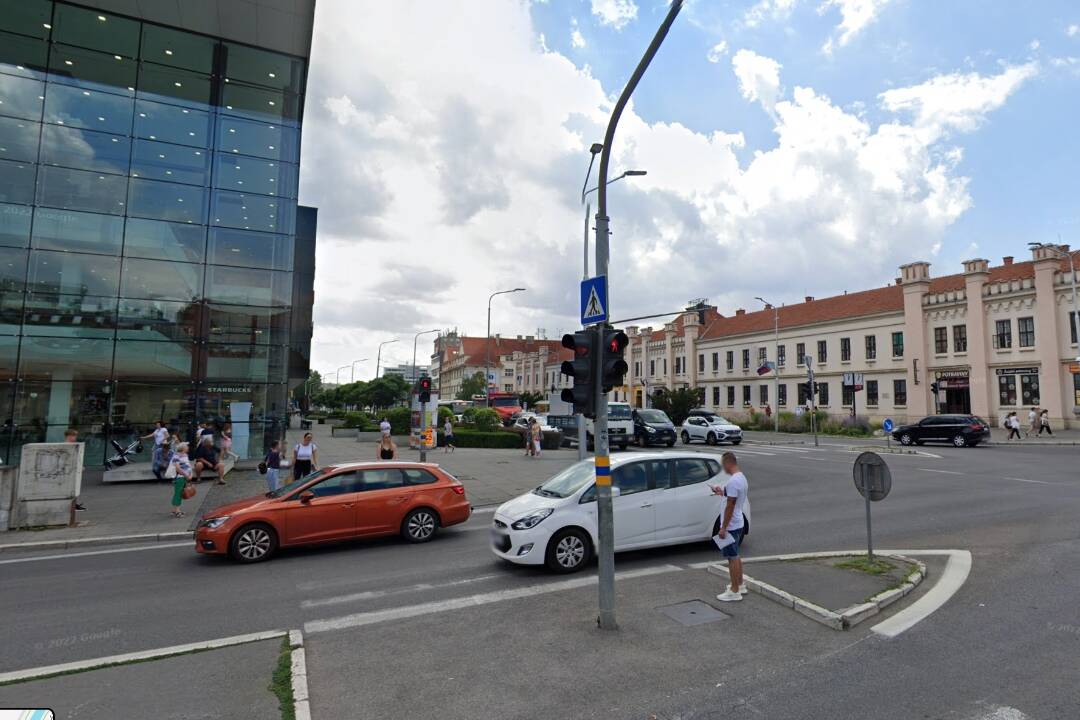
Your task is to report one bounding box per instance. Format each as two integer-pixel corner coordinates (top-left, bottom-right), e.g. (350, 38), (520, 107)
(289, 629), (312, 720)
(0, 530), (193, 554)
(708, 552), (927, 631)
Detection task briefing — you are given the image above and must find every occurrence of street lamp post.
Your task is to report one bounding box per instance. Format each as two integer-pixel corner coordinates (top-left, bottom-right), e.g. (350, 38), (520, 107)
(412, 329), (440, 384)
(350, 358), (368, 383)
(337, 365), (350, 385)
(374, 339), (398, 379)
(755, 297), (780, 433)
(485, 289), (526, 406)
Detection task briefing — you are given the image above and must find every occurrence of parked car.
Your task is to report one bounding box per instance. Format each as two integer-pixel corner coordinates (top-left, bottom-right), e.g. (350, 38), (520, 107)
(195, 462), (471, 562)
(632, 408), (677, 447)
(490, 453), (750, 572)
(511, 412), (555, 433)
(891, 415), (990, 448)
(546, 414), (578, 447)
(680, 414), (743, 445)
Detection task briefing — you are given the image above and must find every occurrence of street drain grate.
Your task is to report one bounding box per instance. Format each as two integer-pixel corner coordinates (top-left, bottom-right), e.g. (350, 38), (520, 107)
(657, 600), (730, 626)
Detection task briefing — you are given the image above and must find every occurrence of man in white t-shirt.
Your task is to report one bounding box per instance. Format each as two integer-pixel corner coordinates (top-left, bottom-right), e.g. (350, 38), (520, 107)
(712, 451), (749, 602)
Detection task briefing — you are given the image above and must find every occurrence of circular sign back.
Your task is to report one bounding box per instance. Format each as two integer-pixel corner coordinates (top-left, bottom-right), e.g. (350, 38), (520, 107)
(853, 451), (892, 501)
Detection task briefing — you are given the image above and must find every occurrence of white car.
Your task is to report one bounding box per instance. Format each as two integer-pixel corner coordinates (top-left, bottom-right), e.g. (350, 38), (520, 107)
(511, 413), (555, 433)
(490, 452), (751, 572)
(680, 414), (743, 446)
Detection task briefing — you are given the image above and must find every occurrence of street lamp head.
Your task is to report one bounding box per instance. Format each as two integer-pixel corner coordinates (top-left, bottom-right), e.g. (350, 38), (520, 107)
(624, 170), (647, 176)
(512, 287), (526, 292)
(589, 143), (604, 155)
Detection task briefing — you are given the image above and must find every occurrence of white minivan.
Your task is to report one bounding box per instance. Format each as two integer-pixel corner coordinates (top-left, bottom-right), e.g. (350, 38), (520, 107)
(583, 401), (635, 451)
(490, 452), (751, 572)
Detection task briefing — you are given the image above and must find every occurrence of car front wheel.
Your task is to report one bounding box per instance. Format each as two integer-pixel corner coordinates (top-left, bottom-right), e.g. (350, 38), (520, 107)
(665, 440), (675, 447)
(952, 434), (967, 448)
(681, 431), (691, 444)
(706, 432), (716, 446)
(402, 508), (439, 543)
(899, 433), (913, 446)
(546, 528), (591, 573)
(229, 523), (278, 563)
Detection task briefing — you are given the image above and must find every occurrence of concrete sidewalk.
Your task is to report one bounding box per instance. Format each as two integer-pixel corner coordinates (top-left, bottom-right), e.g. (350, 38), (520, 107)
(743, 427), (1080, 446)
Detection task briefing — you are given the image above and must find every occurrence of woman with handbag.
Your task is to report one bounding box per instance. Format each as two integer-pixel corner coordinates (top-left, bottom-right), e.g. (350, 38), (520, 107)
(168, 442), (195, 518)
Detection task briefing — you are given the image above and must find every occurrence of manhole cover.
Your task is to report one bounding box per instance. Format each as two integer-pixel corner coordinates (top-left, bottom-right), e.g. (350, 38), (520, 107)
(657, 600), (730, 626)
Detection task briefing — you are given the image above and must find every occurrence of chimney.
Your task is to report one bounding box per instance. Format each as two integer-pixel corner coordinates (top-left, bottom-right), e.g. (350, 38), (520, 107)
(804, 296), (814, 303)
(1002, 256), (1013, 266)
(735, 308), (746, 316)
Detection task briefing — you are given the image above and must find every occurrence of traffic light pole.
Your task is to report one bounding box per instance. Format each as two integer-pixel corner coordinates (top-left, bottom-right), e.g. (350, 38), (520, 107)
(420, 398), (428, 462)
(592, 0), (683, 631)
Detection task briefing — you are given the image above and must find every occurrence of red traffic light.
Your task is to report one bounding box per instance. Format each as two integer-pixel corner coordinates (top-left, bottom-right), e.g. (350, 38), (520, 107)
(419, 377), (431, 390)
(605, 330), (628, 354)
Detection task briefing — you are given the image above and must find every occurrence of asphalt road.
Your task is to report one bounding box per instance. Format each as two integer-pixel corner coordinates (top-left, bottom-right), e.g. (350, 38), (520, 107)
(3, 440), (1078, 719)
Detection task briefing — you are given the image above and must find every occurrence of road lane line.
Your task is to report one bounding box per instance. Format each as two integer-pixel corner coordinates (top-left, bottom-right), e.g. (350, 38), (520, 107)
(301, 574), (500, 609)
(1005, 477), (1052, 485)
(871, 549), (972, 639)
(0, 629), (287, 684)
(304, 564), (683, 635)
(917, 468), (965, 475)
(0, 541), (191, 566)
(471, 506), (498, 514)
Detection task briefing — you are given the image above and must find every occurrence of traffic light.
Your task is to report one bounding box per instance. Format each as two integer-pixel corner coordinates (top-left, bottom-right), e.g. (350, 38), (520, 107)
(813, 381), (820, 396)
(561, 330), (596, 418)
(601, 327), (629, 392)
(929, 382), (939, 394)
(417, 375), (432, 403)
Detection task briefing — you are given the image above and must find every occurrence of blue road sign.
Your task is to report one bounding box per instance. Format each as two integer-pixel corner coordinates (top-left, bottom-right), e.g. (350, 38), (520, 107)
(883, 418), (894, 433)
(580, 275), (608, 325)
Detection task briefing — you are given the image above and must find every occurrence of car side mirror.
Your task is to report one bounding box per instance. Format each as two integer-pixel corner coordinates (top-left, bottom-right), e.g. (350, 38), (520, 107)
(299, 491), (315, 504)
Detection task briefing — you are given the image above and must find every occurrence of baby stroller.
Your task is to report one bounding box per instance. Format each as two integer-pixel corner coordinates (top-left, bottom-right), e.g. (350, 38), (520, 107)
(104, 438), (144, 470)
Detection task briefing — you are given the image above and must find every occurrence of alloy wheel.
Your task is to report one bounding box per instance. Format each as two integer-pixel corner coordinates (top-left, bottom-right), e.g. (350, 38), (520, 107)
(555, 535), (586, 569)
(237, 527), (271, 561)
(407, 510), (437, 540)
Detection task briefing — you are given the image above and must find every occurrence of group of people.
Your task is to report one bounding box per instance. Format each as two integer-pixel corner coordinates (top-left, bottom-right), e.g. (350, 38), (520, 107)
(260, 432), (319, 493)
(1002, 407), (1053, 440)
(146, 421), (240, 518)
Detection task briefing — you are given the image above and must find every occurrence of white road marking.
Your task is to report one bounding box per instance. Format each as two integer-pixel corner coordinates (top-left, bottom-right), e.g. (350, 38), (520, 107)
(304, 564), (683, 635)
(471, 506), (498, 514)
(0, 541), (191, 566)
(301, 574), (500, 609)
(917, 468), (965, 475)
(0, 628), (288, 684)
(1005, 477), (1052, 485)
(870, 549), (972, 639)
(722, 448), (776, 456)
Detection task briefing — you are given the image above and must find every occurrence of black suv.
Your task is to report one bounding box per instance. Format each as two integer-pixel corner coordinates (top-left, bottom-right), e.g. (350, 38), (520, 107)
(891, 415), (991, 448)
(631, 408), (677, 447)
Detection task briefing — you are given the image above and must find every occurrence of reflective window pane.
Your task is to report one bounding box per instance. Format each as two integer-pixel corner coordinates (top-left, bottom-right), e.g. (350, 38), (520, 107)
(53, 4), (140, 58)
(36, 164), (128, 214)
(131, 138), (210, 186)
(206, 266), (291, 307)
(0, 245), (28, 290)
(0, 335), (17, 379)
(15, 379), (113, 425)
(18, 336), (114, 380)
(213, 153), (295, 198)
(127, 178), (207, 224)
(123, 217), (205, 263)
(28, 249), (121, 295)
(112, 381), (197, 425)
(134, 99), (210, 148)
(0, 116), (40, 162)
(31, 207), (123, 255)
(208, 304), (289, 345)
(211, 189), (292, 234)
(120, 257), (203, 302)
(0, 0), (53, 40)
(21, 292), (116, 339)
(141, 25), (215, 75)
(44, 83), (132, 134)
(117, 298), (202, 341)
(0, 31), (50, 79)
(0, 203), (32, 248)
(0, 158), (38, 204)
(40, 124), (130, 174)
(137, 63), (212, 108)
(0, 73), (45, 121)
(223, 43), (303, 94)
(208, 227), (292, 271)
(222, 82), (298, 122)
(216, 115), (297, 161)
(48, 44), (137, 95)
(205, 343), (285, 381)
(113, 339), (197, 380)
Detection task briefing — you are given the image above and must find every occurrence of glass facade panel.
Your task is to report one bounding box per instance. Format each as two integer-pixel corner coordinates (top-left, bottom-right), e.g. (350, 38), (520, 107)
(36, 164), (128, 214)
(28, 249), (121, 295)
(123, 216), (205, 263)
(0, 115), (41, 162)
(208, 227), (292, 271)
(120, 257), (203, 302)
(0, 0), (309, 464)
(32, 206), (124, 254)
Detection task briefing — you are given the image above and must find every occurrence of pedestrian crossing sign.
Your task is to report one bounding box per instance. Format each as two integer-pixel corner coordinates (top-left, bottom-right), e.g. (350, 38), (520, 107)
(580, 275), (608, 325)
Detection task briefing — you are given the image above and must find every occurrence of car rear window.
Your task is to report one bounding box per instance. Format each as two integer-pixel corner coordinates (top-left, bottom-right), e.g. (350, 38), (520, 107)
(403, 468), (438, 485)
(674, 459), (712, 486)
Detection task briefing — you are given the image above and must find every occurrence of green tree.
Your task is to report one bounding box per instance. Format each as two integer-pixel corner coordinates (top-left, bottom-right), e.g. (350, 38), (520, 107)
(360, 375), (410, 409)
(293, 370), (322, 410)
(457, 371), (487, 400)
(519, 391), (544, 410)
(650, 387), (702, 425)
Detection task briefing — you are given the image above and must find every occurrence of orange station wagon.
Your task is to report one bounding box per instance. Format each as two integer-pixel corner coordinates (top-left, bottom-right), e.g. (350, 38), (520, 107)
(195, 462), (472, 562)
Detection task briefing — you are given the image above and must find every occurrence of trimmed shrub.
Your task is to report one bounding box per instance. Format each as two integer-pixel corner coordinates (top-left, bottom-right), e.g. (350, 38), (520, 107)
(468, 407), (502, 432)
(340, 411), (377, 430)
(451, 429), (525, 449)
(384, 406), (412, 435)
(437, 406), (455, 423)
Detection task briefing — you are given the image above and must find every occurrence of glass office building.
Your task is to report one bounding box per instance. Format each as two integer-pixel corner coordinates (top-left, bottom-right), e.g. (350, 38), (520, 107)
(0, 0), (315, 464)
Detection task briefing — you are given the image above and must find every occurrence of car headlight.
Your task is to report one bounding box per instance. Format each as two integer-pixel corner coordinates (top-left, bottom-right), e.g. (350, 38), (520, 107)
(511, 507), (554, 530)
(645, 426), (656, 433)
(199, 516), (231, 529)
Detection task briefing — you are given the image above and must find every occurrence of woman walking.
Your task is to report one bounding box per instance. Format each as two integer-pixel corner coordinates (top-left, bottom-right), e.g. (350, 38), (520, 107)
(530, 417), (543, 458)
(524, 418), (535, 457)
(292, 432), (319, 479)
(1007, 412), (1022, 441)
(377, 434), (397, 460)
(264, 440), (282, 492)
(443, 417), (455, 453)
(168, 442), (193, 518)
(1038, 409), (1053, 436)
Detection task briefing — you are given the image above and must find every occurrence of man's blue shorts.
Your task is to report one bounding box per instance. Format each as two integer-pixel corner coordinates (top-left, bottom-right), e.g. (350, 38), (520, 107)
(721, 527), (744, 558)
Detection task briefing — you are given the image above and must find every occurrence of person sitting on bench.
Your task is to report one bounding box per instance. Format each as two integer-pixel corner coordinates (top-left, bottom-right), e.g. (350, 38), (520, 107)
(193, 435), (227, 485)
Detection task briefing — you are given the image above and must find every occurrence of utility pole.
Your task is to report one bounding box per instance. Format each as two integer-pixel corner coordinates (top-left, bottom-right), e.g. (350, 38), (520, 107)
(592, 0), (684, 631)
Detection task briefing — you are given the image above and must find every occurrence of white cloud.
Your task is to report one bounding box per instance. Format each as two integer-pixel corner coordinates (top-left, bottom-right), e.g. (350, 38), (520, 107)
(819, 0), (893, 54)
(1029, 39), (1040, 51)
(744, 0), (799, 28)
(591, 0), (637, 29)
(731, 49), (783, 111)
(706, 41), (729, 63)
(878, 63), (1038, 139)
(1067, 24), (1079, 37)
(299, 1), (1031, 373)
(570, 17), (586, 48)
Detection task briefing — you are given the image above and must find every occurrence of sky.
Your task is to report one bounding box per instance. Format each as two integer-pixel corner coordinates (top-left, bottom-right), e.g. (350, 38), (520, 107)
(297, 0), (1080, 380)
